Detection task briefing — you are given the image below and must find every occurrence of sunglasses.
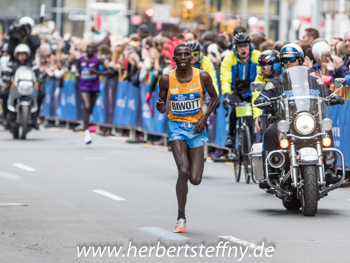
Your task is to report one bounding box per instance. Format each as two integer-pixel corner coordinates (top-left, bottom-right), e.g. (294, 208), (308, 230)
(261, 65), (272, 70)
(236, 43), (249, 48)
(282, 57), (297, 64)
(191, 51), (199, 56)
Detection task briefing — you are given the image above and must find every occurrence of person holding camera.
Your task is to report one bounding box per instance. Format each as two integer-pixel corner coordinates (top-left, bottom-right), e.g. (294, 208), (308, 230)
(8, 17), (40, 63)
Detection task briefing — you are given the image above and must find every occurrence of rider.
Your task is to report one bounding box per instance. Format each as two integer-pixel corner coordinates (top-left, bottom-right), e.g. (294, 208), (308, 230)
(156, 44), (218, 233)
(185, 41), (219, 95)
(253, 50), (283, 142)
(2, 44), (40, 129)
(255, 43), (345, 185)
(8, 17), (40, 63)
(221, 32), (261, 148)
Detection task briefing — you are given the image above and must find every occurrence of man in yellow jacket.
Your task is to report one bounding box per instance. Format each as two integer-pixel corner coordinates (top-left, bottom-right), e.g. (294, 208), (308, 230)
(220, 32), (260, 148)
(253, 49), (283, 143)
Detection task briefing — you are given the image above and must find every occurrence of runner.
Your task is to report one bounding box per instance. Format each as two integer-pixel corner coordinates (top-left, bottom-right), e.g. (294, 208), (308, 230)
(156, 44), (218, 233)
(76, 42), (109, 144)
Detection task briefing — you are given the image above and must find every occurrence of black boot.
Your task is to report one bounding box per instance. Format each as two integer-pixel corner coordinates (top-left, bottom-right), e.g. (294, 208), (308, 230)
(324, 150), (340, 184)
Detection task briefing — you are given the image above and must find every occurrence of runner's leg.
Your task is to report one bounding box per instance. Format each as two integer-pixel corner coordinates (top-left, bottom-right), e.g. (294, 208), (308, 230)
(188, 146), (205, 185)
(170, 140), (190, 216)
(80, 92), (98, 130)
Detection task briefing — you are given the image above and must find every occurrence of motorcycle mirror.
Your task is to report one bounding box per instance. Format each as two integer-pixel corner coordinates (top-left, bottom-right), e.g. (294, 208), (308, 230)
(330, 78), (346, 97)
(334, 78), (346, 88)
(250, 82), (264, 92)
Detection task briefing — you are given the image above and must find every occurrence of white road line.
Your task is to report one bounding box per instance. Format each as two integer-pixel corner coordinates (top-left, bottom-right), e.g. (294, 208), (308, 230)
(92, 190), (126, 201)
(0, 172), (21, 179)
(0, 203), (27, 206)
(13, 163), (36, 172)
(219, 236), (266, 251)
(139, 227), (189, 240)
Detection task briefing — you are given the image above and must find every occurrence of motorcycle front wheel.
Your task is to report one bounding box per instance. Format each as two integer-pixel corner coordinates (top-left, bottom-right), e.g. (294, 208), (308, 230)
(19, 105), (30, 140)
(301, 165), (319, 216)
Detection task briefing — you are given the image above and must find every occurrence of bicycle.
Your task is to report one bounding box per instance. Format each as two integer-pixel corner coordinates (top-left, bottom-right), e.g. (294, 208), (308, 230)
(226, 102), (253, 183)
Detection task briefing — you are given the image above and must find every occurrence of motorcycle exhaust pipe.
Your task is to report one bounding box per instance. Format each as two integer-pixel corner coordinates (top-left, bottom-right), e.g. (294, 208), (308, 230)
(268, 152), (285, 169)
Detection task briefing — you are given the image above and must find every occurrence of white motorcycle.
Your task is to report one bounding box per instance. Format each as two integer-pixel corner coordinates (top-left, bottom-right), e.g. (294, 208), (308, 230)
(7, 65), (38, 139)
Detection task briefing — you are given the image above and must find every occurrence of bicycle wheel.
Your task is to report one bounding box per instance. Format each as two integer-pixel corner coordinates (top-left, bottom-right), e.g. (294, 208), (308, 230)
(242, 125), (252, 184)
(233, 148), (241, 182)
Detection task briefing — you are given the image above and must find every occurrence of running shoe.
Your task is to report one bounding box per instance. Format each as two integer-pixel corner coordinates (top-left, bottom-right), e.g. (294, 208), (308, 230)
(85, 129), (92, 144)
(173, 218), (186, 233)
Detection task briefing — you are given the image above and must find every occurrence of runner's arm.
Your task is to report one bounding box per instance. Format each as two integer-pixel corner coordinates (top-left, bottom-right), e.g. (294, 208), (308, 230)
(156, 74), (169, 114)
(200, 71), (219, 119)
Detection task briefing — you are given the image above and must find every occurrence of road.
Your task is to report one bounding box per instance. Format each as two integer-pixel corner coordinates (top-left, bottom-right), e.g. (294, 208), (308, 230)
(0, 127), (349, 263)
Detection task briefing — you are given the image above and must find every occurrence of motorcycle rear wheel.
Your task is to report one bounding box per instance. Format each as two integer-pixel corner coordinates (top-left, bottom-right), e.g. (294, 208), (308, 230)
(301, 165), (319, 216)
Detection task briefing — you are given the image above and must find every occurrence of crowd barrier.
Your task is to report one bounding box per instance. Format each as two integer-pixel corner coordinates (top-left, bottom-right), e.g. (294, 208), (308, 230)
(41, 74), (350, 167)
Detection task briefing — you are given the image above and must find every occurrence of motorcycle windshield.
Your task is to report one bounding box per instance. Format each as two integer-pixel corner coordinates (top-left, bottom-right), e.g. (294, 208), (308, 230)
(279, 66), (329, 116)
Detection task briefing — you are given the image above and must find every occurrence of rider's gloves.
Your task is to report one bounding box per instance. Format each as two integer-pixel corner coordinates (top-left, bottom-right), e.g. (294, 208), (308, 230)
(330, 95), (345, 105)
(223, 93), (231, 110)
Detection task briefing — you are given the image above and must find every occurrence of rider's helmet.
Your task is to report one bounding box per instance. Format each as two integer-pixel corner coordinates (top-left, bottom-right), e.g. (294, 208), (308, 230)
(19, 17), (35, 33)
(233, 32), (251, 45)
(186, 41), (200, 53)
(186, 41), (202, 65)
(258, 50), (281, 72)
(14, 44), (31, 60)
(280, 43), (304, 64)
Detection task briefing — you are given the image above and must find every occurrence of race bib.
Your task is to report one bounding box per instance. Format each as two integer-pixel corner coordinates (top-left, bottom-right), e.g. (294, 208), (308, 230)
(81, 68), (97, 81)
(170, 92), (201, 116)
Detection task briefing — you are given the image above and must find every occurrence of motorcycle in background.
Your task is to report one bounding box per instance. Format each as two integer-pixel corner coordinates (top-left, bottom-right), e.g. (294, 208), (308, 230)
(7, 65), (38, 139)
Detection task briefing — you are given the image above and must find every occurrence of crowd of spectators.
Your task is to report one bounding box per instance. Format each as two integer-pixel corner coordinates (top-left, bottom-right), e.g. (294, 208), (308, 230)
(1, 21), (350, 162)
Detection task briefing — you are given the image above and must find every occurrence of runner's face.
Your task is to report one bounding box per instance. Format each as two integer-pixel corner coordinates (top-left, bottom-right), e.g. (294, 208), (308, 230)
(174, 47), (192, 69)
(87, 44), (95, 56)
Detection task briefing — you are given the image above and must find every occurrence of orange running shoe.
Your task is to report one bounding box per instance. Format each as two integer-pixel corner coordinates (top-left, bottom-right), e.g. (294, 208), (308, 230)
(173, 218), (186, 233)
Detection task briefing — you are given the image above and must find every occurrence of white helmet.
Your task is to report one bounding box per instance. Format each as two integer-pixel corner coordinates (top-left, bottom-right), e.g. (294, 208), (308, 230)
(19, 17), (35, 30)
(14, 44), (31, 59)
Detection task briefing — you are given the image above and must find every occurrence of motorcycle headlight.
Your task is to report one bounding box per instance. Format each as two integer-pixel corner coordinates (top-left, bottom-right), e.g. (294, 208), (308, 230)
(322, 118), (333, 131)
(18, 81), (33, 95)
(294, 113), (316, 135)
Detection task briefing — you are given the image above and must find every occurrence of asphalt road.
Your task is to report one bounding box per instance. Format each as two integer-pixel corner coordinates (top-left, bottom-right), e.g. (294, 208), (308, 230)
(0, 127), (349, 263)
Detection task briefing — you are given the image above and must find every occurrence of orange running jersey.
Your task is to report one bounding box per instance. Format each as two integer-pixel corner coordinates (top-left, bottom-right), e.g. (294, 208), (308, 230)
(167, 68), (203, 123)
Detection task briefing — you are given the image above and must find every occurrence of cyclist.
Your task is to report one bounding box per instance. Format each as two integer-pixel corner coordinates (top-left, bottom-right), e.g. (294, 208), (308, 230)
(253, 50), (283, 143)
(186, 41), (219, 95)
(221, 32), (261, 150)
(156, 44), (218, 233)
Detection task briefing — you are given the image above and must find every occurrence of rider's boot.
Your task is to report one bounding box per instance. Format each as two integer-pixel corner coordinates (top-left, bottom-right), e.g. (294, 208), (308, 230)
(324, 150), (341, 184)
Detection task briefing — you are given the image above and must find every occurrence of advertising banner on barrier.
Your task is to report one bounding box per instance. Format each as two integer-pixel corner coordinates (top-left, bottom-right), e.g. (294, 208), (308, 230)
(42, 79), (55, 117)
(140, 84), (166, 134)
(215, 94), (229, 146)
(55, 80), (77, 120)
(90, 82), (106, 124)
(113, 81), (139, 126)
(328, 103), (350, 167)
(104, 75), (118, 124)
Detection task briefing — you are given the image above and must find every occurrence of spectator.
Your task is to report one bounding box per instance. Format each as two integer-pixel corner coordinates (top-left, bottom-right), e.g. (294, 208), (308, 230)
(301, 27), (319, 46)
(330, 37), (343, 54)
(335, 41), (347, 59)
(260, 40), (274, 52)
(184, 31), (197, 42)
(310, 41), (330, 72)
(273, 40), (286, 52)
(251, 34), (266, 51)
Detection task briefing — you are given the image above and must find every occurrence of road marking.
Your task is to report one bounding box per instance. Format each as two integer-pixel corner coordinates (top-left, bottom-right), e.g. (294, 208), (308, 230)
(139, 227), (189, 240)
(84, 157), (106, 160)
(0, 172), (21, 179)
(219, 236), (266, 251)
(13, 163), (36, 172)
(92, 190), (126, 201)
(0, 203), (27, 206)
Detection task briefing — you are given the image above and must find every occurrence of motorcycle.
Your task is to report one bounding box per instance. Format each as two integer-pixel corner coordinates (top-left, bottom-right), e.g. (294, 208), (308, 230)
(7, 65), (38, 139)
(249, 66), (346, 216)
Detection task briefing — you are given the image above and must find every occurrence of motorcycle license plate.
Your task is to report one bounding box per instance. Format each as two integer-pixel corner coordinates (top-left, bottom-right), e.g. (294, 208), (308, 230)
(299, 147), (318, 162)
(236, 104), (252, 117)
